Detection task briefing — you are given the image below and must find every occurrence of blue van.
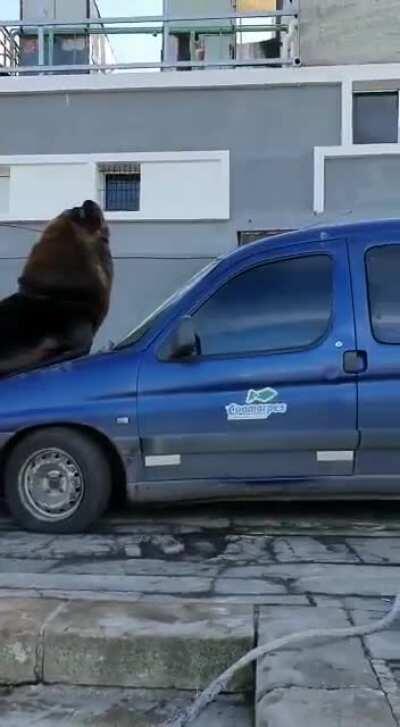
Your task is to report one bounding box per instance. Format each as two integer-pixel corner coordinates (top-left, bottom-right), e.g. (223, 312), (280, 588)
(1, 219), (400, 533)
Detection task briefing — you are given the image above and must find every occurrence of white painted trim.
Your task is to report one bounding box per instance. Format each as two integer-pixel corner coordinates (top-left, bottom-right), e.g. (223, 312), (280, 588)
(0, 151), (227, 166)
(0, 214), (228, 223)
(341, 79), (353, 146)
(314, 144), (400, 213)
(1, 63), (400, 95)
(0, 151), (230, 222)
(313, 147), (326, 216)
(318, 143), (400, 158)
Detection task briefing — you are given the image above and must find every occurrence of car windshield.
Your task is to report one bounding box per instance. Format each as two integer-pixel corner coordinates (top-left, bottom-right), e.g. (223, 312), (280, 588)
(115, 260), (218, 349)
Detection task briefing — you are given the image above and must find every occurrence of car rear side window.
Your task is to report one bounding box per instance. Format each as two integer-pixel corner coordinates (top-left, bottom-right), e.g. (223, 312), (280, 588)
(366, 245), (400, 344)
(193, 255), (333, 357)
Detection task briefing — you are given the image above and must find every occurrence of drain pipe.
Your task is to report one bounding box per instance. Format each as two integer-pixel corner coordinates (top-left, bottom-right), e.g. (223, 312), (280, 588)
(164, 593), (400, 727)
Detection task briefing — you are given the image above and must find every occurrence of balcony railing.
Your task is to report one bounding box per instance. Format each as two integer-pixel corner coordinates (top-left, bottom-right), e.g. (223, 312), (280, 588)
(0, 26), (20, 70)
(0, 8), (300, 76)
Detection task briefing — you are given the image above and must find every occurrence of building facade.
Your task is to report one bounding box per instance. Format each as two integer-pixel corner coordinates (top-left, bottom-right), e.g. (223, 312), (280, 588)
(0, 1), (400, 348)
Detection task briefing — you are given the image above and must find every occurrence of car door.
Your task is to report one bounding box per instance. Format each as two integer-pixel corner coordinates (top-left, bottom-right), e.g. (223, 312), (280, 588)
(349, 236), (400, 481)
(137, 239), (358, 484)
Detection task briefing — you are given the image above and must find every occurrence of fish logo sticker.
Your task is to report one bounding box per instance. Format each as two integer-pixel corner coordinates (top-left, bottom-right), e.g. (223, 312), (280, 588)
(246, 387), (278, 405)
(226, 387), (287, 422)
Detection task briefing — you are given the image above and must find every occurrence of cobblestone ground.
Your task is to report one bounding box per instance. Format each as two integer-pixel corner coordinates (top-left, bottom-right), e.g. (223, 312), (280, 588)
(0, 501), (399, 725)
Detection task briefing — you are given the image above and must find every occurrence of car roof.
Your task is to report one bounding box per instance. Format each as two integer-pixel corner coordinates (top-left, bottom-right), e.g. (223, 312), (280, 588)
(223, 218), (400, 265)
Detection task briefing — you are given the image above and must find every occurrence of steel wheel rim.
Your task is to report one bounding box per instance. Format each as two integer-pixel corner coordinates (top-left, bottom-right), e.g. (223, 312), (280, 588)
(18, 447), (85, 522)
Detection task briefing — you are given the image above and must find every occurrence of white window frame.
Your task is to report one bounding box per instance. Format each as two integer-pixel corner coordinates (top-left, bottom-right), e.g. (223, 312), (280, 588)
(314, 143), (400, 214)
(97, 162), (142, 213)
(352, 89), (400, 145)
(315, 75), (400, 214)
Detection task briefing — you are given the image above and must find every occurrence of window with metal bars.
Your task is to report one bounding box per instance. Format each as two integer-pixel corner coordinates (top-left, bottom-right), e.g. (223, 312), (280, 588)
(238, 229), (292, 245)
(99, 163), (141, 212)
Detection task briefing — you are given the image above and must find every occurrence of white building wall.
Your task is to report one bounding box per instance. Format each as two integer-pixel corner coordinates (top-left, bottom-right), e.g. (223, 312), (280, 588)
(0, 152), (230, 222)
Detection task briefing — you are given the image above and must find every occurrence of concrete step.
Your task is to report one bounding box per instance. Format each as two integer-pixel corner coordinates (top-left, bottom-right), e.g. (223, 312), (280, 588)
(0, 598), (254, 692)
(0, 685), (253, 726)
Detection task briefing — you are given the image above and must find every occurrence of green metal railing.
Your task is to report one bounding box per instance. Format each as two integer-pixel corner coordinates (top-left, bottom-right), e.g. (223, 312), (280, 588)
(0, 8), (300, 75)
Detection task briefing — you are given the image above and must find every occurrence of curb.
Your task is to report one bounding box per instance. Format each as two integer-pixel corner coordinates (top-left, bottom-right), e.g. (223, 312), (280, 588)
(0, 598), (254, 692)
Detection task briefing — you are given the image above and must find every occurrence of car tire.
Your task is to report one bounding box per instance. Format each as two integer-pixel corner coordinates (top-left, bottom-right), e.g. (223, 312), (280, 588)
(4, 427), (112, 534)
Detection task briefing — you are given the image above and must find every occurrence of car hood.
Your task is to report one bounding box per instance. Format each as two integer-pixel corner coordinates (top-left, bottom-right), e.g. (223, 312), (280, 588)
(0, 348), (140, 422)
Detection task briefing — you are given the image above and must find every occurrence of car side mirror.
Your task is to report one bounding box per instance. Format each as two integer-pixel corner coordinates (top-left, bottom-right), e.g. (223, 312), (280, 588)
(158, 316), (199, 361)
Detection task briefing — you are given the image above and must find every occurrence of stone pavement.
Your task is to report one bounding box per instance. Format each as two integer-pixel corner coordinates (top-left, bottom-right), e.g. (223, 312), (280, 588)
(0, 502), (399, 725)
(256, 603), (400, 726)
(0, 686), (252, 726)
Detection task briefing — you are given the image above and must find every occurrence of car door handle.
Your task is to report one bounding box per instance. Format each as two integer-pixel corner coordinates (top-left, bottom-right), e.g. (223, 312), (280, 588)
(343, 350), (368, 374)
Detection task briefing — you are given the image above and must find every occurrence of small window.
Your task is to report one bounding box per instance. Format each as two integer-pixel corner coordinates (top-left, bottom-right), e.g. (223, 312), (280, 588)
(366, 245), (400, 343)
(99, 163), (141, 212)
(193, 255), (333, 357)
(353, 93), (399, 144)
(173, 33), (191, 62)
(238, 230), (292, 246)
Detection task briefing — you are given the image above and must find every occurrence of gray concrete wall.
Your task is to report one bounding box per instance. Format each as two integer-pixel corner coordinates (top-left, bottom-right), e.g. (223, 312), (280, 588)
(0, 83), (341, 346)
(0, 84), (341, 235)
(0, 224), (219, 348)
(325, 156), (400, 218)
(300, 0), (400, 66)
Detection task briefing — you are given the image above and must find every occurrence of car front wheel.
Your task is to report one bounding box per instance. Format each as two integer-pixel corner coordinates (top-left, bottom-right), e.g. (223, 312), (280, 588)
(4, 427), (112, 534)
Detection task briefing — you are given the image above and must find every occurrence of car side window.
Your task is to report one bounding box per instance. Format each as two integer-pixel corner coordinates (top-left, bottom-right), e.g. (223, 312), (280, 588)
(366, 245), (400, 344)
(193, 255), (333, 357)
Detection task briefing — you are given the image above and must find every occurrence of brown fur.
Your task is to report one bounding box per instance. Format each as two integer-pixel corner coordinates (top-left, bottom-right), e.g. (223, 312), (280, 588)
(0, 200), (113, 376)
(20, 200), (113, 330)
